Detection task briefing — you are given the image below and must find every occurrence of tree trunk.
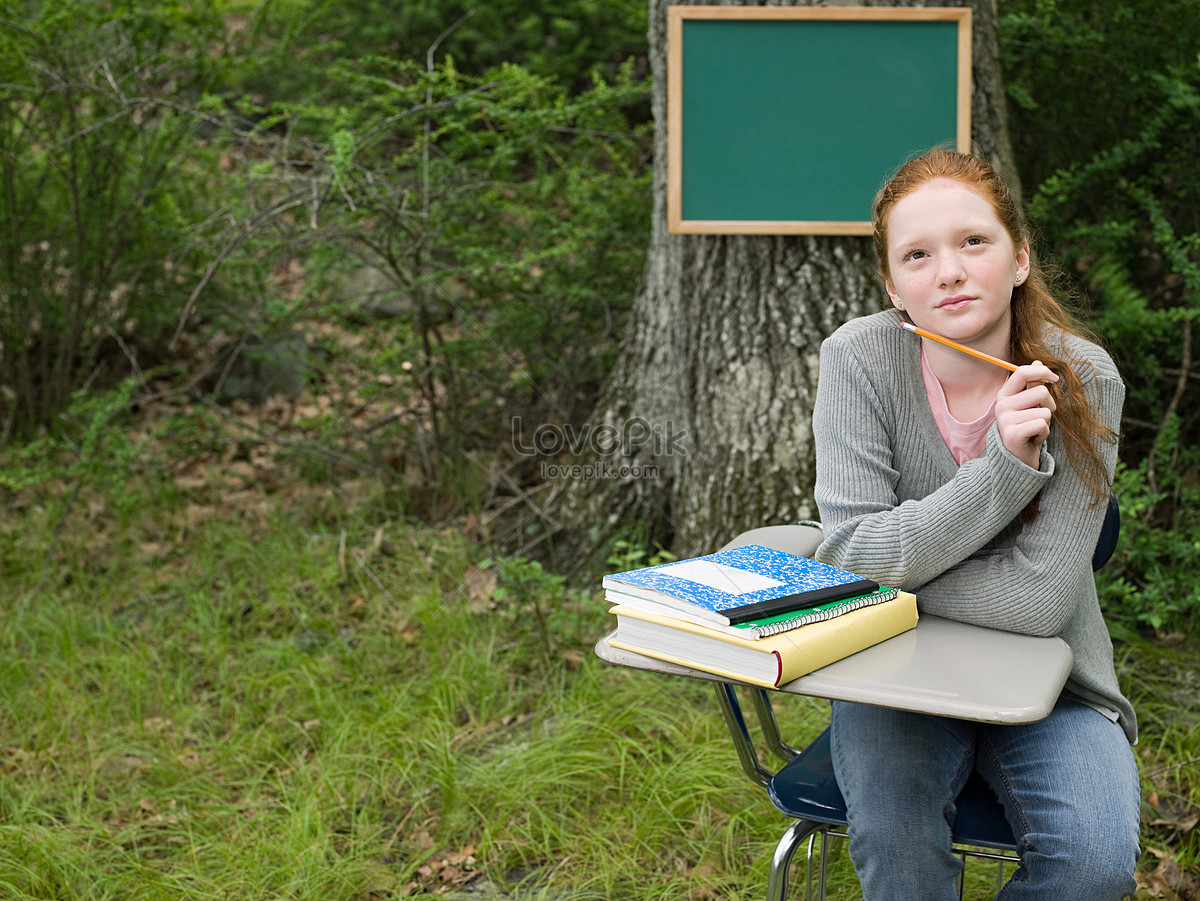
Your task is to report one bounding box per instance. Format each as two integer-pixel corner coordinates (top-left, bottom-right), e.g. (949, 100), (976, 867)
(558, 0), (1017, 562)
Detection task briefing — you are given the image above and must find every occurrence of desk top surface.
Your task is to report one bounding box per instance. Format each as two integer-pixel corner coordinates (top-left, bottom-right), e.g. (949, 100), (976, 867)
(595, 615), (1073, 724)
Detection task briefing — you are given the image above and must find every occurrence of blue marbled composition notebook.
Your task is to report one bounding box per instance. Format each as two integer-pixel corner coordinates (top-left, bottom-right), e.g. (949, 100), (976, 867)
(603, 543), (878, 626)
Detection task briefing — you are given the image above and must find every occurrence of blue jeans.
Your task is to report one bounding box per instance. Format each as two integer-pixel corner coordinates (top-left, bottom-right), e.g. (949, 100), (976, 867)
(830, 697), (1140, 900)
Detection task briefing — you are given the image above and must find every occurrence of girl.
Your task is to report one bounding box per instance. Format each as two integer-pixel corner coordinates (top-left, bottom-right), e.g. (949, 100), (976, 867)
(811, 149), (1139, 900)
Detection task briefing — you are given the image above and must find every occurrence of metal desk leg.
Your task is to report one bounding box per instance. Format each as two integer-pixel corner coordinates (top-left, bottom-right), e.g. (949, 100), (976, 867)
(767, 818), (826, 901)
(713, 682), (774, 788)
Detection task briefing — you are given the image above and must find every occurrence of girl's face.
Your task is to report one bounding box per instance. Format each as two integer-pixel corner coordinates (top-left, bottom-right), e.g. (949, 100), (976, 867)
(884, 177), (1030, 350)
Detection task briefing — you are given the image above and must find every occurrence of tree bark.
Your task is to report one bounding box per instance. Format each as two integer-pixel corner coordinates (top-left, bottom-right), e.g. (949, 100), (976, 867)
(557, 0), (1017, 561)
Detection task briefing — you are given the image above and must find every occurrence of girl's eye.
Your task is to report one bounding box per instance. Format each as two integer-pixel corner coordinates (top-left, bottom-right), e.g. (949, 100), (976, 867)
(965, 236), (985, 246)
(903, 249), (926, 262)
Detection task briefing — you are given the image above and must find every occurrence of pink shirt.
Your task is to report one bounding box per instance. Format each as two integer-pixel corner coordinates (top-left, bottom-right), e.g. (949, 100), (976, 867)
(921, 347), (996, 465)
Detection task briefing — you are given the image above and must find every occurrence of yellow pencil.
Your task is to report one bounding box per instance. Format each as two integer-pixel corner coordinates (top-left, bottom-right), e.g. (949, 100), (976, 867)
(899, 321), (1018, 372)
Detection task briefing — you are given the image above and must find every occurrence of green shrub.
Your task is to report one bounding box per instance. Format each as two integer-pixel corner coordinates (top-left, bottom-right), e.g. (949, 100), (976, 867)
(0, 2), (231, 442)
(1098, 427), (1200, 636)
(268, 56), (652, 515)
(223, 0), (649, 102)
(1001, 0), (1200, 192)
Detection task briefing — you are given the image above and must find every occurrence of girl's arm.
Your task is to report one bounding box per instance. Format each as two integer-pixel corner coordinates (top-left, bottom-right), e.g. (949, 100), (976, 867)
(900, 370), (1121, 636)
(813, 330), (1123, 636)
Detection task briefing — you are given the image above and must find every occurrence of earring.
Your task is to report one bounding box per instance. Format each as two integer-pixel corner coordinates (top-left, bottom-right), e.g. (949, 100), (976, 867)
(895, 301), (904, 310)
(1015, 275), (1024, 284)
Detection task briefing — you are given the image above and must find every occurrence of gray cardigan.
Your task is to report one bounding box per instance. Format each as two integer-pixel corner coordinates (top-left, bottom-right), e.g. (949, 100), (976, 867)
(812, 309), (1136, 743)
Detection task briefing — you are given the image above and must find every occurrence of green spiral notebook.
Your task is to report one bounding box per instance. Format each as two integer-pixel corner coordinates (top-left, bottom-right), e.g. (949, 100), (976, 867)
(727, 586), (901, 639)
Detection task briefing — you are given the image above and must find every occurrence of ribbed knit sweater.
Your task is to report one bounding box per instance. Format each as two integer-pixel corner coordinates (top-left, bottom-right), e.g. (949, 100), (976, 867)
(812, 309), (1136, 743)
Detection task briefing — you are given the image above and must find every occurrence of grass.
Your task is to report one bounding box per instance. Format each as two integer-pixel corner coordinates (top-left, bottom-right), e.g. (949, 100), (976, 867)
(0, 482), (804, 899)
(0, 459), (1197, 899)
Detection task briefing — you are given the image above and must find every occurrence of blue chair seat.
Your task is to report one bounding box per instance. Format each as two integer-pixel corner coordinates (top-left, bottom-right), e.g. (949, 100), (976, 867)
(767, 727), (1018, 852)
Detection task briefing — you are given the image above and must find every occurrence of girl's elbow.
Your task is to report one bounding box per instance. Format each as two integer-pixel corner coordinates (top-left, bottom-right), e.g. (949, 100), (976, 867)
(1024, 617), (1067, 639)
(1024, 596), (1077, 637)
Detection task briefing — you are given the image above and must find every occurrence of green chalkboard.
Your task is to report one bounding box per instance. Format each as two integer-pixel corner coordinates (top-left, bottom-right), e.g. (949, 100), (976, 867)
(667, 7), (972, 235)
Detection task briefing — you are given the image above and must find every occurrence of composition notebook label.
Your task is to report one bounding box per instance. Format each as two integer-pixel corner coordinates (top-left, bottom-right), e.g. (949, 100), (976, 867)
(659, 559), (785, 595)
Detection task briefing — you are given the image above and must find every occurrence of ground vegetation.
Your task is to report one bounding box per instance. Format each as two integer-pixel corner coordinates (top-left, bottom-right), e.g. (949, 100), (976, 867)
(0, 0), (1197, 896)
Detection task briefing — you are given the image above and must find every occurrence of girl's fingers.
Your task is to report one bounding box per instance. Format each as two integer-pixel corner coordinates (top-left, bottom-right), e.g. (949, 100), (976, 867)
(995, 361), (1057, 466)
(998, 360), (1059, 398)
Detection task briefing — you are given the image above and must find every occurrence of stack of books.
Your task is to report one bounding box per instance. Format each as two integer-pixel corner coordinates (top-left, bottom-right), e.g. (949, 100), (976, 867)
(603, 543), (917, 688)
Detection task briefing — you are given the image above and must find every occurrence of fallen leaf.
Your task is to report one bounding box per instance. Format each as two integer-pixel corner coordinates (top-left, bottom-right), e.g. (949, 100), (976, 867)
(560, 648), (584, 670)
(1139, 846), (1200, 899)
(1152, 807), (1200, 834)
(461, 566), (498, 612)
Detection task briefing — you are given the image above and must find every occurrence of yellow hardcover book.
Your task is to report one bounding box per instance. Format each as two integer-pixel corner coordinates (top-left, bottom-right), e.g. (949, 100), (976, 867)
(608, 591), (918, 688)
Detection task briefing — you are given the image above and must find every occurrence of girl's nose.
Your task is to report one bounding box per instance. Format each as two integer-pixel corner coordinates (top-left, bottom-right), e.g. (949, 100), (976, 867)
(937, 253), (966, 287)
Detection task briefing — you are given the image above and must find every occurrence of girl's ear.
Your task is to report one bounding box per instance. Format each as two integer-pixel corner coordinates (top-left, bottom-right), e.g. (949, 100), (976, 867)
(1015, 242), (1031, 285)
(885, 280), (904, 311)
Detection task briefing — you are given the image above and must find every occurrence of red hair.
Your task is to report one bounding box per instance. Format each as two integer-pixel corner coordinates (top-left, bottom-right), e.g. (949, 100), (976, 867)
(873, 149), (1115, 506)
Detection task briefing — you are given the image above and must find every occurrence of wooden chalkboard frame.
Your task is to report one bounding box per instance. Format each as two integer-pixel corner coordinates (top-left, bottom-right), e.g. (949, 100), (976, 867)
(667, 6), (973, 235)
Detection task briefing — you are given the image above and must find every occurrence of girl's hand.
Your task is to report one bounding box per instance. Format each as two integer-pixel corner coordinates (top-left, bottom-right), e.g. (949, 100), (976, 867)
(995, 361), (1059, 468)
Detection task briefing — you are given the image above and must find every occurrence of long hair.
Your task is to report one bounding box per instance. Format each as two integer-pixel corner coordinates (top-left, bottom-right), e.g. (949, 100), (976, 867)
(872, 148), (1115, 506)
